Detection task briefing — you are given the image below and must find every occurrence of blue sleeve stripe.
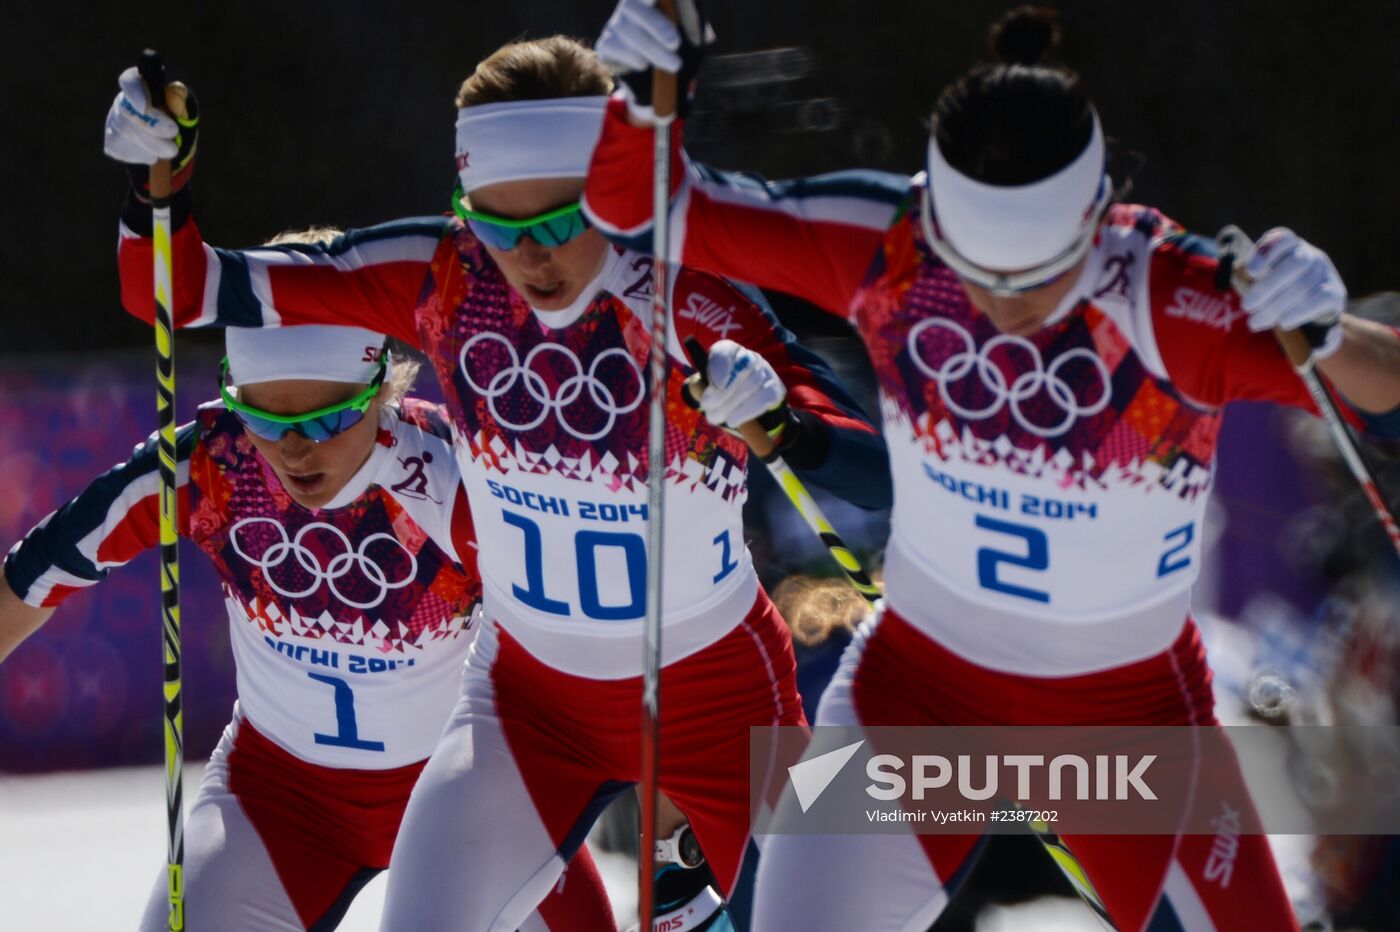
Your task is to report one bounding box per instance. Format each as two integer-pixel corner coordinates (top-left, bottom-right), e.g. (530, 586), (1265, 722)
(791, 425), (893, 511)
(1161, 229), (1222, 259)
(276, 217), (450, 258)
(609, 230), (656, 254)
(210, 218), (448, 328)
(691, 164), (911, 209)
(212, 248), (265, 328)
(1360, 401), (1400, 439)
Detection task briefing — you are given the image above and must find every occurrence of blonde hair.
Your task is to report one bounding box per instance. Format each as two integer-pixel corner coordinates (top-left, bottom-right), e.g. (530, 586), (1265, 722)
(456, 36), (613, 109)
(771, 573), (882, 647)
(266, 225), (346, 248)
(381, 355), (421, 406)
(262, 225), (421, 405)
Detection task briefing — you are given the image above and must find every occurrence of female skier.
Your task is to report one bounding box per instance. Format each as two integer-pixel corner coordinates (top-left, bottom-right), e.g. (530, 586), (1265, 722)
(0, 317), (614, 930)
(102, 36), (890, 930)
(585, 4), (1400, 930)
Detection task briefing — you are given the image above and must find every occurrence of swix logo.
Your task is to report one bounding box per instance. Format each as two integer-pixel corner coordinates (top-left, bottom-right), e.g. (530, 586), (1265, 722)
(678, 292), (742, 339)
(362, 345), (385, 362)
(455, 150), (471, 172)
(1164, 286), (1242, 331)
(121, 96), (161, 129)
(1203, 801), (1241, 888)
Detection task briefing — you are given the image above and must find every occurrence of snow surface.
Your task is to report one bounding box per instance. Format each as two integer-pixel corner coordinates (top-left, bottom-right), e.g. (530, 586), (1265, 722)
(0, 762), (638, 931)
(0, 762), (1103, 930)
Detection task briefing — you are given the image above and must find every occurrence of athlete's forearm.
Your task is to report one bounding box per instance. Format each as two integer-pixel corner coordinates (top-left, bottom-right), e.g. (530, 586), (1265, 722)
(585, 99), (898, 316)
(1317, 316), (1400, 415)
(4, 421), (201, 617)
(0, 569), (54, 665)
(785, 416), (893, 511)
(118, 186), (210, 329)
(117, 192), (440, 346)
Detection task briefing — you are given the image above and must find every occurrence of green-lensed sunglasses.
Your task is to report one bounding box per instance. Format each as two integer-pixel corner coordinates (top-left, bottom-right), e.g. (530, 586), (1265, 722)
(219, 355), (387, 443)
(452, 184), (591, 250)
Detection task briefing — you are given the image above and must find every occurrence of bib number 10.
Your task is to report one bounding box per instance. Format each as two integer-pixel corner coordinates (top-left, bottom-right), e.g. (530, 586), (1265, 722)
(503, 509), (739, 621)
(974, 514), (1196, 604)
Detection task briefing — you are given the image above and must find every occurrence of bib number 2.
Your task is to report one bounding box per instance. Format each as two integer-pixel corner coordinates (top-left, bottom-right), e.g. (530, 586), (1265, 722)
(974, 514), (1199, 604)
(975, 515), (1050, 603)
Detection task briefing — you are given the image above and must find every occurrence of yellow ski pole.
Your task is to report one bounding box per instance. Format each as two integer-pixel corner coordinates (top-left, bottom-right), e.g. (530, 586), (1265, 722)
(136, 48), (185, 932)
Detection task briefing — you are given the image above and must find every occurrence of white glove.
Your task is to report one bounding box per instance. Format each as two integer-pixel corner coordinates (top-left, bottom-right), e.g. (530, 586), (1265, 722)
(597, 0), (683, 74)
(1240, 227), (1346, 358)
(103, 66), (178, 165)
(597, 0), (713, 123)
(697, 340), (787, 429)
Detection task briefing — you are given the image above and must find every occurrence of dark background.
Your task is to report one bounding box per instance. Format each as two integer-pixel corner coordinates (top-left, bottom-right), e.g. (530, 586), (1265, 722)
(2, 0), (1397, 354)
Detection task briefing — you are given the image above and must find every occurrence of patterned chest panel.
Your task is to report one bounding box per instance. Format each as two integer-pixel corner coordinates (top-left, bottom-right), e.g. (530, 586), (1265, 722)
(851, 205), (1221, 500)
(415, 224), (747, 498)
(185, 409), (474, 652)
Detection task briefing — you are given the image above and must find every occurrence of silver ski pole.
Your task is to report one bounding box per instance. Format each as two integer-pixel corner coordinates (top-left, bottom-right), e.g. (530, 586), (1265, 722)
(1217, 225), (1400, 559)
(640, 3), (679, 924)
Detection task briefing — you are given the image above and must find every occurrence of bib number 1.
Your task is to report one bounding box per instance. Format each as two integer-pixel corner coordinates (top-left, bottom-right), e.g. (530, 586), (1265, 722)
(308, 673), (385, 752)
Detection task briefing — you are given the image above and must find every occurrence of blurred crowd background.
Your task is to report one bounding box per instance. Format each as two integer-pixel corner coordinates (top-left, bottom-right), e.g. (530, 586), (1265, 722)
(2, 2), (1398, 928)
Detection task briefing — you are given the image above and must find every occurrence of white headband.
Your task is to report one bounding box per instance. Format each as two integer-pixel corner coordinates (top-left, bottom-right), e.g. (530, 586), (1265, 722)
(926, 114), (1107, 271)
(226, 325), (386, 386)
(454, 97), (609, 193)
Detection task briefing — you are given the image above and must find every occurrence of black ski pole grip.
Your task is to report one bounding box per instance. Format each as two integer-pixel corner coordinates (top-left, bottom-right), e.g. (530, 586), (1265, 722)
(681, 336), (709, 409)
(138, 49), (166, 112)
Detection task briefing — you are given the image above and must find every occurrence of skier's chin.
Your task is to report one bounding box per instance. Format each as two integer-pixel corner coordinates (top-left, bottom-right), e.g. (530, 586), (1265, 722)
(994, 314), (1047, 337)
(283, 473), (333, 508)
(523, 279), (581, 311)
(966, 297), (1050, 336)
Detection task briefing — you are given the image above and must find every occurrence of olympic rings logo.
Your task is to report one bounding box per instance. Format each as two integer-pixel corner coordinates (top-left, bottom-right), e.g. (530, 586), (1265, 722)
(906, 318), (1111, 438)
(229, 518), (418, 610)
(458, 333), (644, 441)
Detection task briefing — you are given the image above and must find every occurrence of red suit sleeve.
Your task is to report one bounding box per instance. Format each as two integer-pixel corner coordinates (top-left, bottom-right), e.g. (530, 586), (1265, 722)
(1148, 236), (1363, 427)
(117, 208), (448, 348)
(671, 267), (876, 437)
(585, 96), (909, 319)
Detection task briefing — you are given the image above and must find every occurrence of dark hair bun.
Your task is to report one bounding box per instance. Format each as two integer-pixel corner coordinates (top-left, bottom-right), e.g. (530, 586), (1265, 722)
(989, 5), (1061, 66)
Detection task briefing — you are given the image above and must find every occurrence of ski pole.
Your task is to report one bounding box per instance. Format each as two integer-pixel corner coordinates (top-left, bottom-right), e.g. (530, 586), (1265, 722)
(136, 48), (185, 932)
(680, 337), (879, 603)
(639, 1), (679, 924)
(1217, 225), (1400, 560)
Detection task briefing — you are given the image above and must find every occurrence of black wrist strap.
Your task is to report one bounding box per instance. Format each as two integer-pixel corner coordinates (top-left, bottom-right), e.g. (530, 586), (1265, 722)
(1299, 320), (1338, 350)
(761, 407), (830, 468)
(121, 183), (193, 235)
